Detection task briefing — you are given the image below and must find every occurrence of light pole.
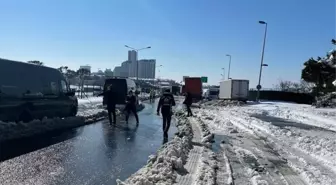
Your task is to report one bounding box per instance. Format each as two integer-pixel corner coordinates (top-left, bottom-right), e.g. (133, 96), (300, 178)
(155, 65), (163, 87)
(226, 54), (232, 79)
(256, 20), (268, 102)
(124, 45), (151, 81)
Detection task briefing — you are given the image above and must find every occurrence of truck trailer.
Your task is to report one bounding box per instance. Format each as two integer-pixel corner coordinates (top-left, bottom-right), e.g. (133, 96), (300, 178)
(219, 79), (249, 102)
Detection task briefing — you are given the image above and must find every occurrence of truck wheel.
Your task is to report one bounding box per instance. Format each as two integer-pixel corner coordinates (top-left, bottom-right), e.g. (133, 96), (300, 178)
(19, 111), (32, 123)
(70, 106), (78, 116)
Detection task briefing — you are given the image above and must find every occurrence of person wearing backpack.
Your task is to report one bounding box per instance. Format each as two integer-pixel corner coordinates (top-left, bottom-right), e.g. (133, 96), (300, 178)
(157, 89), (176, 138)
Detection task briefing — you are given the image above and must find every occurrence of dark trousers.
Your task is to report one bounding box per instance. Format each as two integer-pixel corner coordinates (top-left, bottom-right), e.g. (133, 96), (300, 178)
(162, 113), (172, 133)
(107, 105), (116, 124)
(125, 105), (139, 123)
(186, 104), (193, 116)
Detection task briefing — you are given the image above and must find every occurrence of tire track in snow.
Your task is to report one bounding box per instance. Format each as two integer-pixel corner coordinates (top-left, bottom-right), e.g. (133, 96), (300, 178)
(175, 117), (203, 185)
(196, 108), (308, 185)
(227, 110), (336, 185)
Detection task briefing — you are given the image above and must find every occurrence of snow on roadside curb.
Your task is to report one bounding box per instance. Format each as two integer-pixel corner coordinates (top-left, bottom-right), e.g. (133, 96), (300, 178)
(0, 96), (150, 143)
(0, 111), (108, 143)
(116, 112), (193, 185)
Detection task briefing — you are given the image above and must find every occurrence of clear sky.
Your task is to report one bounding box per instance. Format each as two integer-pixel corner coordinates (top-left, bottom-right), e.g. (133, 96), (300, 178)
(0, 0), (335, 87)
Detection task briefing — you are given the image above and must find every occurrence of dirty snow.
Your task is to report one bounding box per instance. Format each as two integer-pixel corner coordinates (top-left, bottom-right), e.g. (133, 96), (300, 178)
(194, 101), (336, 185)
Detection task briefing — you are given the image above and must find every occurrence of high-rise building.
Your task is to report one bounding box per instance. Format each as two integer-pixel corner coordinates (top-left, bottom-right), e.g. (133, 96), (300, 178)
(113, 66), (122, 77)
(121, 61), (131, 77)
(138, 59), (156, 79)
(128, 50), (138, 77)
(128, 50), (137, 62)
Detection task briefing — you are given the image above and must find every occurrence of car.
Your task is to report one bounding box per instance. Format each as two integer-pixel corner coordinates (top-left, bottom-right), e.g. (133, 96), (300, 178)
(204, 88), (220, 100)
(0, 59), (78, 122)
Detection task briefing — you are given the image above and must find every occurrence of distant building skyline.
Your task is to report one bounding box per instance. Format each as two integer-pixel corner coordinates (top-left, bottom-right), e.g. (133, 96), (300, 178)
(113, 50), (156, 79)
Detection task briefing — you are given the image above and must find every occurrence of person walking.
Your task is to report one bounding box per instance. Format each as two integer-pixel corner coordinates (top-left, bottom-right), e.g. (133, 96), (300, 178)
(125, 90), (139, 125)
(150, 89), (156, 103)
(98, 85), (117, 125)
(183, 92), (193, 117)
(157, 89), (176, 138)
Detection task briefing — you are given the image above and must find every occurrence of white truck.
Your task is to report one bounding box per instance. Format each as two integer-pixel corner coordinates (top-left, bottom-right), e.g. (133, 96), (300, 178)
(219, 79), (249, 102)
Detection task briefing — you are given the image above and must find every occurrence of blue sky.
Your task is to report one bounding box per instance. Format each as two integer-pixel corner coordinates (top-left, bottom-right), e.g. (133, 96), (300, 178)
(0, 0), (335, 87)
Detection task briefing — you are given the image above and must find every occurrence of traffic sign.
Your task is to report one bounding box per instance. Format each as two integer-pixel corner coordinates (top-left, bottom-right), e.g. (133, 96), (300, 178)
(256, 85), (262, 90)
(201, 76), (208, 83)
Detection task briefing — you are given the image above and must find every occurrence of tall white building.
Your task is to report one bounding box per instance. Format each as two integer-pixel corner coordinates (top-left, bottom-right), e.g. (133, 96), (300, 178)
(138, 59), (156, 79)
(128, 50), (138, 77)
(128, 50), (137, 62)
(121, 61), (131, 77)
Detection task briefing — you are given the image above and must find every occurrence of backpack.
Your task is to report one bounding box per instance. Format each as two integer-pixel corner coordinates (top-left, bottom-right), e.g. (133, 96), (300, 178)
(162, 95), (173, 108)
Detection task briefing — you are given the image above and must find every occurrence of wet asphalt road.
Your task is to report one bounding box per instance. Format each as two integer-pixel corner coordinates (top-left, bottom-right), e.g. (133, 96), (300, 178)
(0, 100), (177, 185)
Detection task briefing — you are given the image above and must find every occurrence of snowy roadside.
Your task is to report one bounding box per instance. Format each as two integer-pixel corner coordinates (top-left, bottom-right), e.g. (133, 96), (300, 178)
(195, 101), (336, 185)
(0, 96), (150, 143)
(117, 111), (194, 185)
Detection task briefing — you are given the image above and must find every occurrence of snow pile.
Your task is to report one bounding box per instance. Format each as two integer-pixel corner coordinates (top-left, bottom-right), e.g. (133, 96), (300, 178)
(0, 117), (85, 142)
(194, 117), (214, 144)
(189, 116), (218, 185)
(196, 149), (218, 185)
(77, 97), (105, 117)
(313, 92), (336, 108)
(194, 103), (336, 184)
(203, 100), (246, 107)
(117, 112), (193, 185)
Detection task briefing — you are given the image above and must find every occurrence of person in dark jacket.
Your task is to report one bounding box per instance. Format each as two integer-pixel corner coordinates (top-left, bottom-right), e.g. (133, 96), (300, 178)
(98, 85), (117, 125)
(125, 90), (139, 125)
(157, 89), (176, 138)
(183, 92), (193, 117)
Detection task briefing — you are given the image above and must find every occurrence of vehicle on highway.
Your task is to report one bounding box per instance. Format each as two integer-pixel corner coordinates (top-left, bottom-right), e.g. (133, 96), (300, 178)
(170, 85), (181, 95)
(0, 59), (78, 122)
(103, 78), (137, 109)
(204, 87), (220, 100)
(184, 77), (203, 102)
(219, 79), (249, 102)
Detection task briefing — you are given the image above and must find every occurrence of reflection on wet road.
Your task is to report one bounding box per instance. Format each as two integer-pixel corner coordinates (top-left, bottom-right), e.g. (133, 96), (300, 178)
(0, 100), (177, 185)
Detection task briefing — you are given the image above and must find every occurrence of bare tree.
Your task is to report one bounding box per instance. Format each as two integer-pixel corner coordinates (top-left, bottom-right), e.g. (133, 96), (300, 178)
(76, 68), (90, 98)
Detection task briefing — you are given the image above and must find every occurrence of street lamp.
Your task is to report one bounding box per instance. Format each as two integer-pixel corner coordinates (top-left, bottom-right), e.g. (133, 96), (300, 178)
(256, 20), (268, 102)
(155, 65), (163, 87)
(226, 54), (232, 79)
(124, 45), (151, 81)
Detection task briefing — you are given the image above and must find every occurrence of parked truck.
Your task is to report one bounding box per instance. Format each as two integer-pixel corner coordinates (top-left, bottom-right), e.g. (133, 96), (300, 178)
(184, 77), (203, 102)
(219, 79), (249, 102)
